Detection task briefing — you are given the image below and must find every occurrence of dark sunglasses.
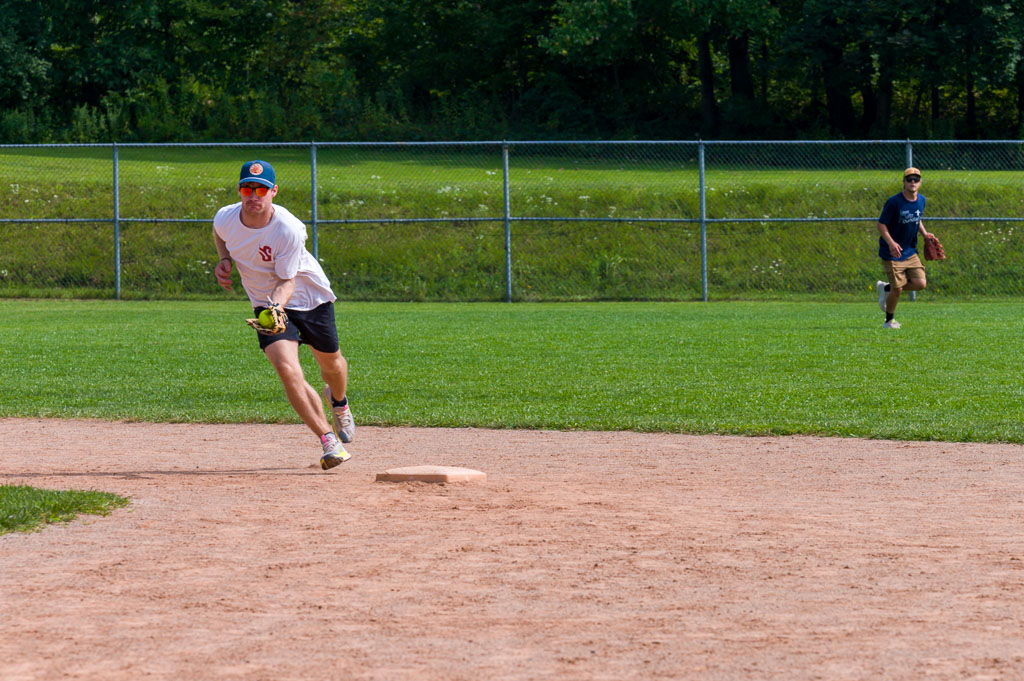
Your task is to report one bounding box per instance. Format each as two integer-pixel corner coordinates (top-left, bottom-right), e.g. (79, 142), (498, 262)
(904, 176), (921, 183)
(239, 186), (270, 197)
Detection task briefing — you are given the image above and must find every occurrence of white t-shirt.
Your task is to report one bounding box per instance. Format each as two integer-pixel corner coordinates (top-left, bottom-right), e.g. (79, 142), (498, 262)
(213, 203), (335, 310)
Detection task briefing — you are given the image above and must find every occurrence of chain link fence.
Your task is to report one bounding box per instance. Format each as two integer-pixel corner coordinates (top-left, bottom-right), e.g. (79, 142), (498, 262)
(2, 140), (1023, 301)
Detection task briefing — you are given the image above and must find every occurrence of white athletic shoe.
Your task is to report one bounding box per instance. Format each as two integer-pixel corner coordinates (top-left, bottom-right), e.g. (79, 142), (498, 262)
(323, 384), (356, 443)
(883, 319), (901, 329)
(876, 280), (888, 313)
(320, 432), (350, 470)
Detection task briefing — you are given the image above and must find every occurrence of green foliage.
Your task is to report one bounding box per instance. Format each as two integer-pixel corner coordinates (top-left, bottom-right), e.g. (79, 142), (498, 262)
(540, 0), (639, 66)
(0, 300), (1022, 444)
(5, 0), (1024, 140)
(0, 108), (40, 143)
(0, 485), (130, 535)
(0, 18), (50, 110)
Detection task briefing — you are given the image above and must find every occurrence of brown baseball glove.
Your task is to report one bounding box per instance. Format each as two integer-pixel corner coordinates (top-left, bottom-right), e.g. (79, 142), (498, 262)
(923, 233), (946, 260)
(246, 300), (288, 335)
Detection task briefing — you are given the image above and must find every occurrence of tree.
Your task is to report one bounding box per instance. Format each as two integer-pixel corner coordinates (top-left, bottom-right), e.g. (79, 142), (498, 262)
(928, 0), (1020, 138)
(6, 0), (1024, 141)
(0, 1), (51, 110)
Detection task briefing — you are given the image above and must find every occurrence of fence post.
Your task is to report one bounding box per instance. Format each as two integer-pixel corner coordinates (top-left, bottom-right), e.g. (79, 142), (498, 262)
(310, 141), (318, 260)
(113, 143), (121, 300)
(503, 141), (512, 302)
(699, 140), (708, 302)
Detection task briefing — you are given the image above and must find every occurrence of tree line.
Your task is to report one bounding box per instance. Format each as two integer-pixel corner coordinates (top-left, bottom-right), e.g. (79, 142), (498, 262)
(3, 0), (1024, 143)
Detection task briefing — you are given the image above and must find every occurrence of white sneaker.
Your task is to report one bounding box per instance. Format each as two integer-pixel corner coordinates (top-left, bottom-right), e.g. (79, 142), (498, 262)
(876, 281), (888, 313)
(323, 385), (356, 443)
(883, 319), (901, 329)
(320, 432), (350, 470)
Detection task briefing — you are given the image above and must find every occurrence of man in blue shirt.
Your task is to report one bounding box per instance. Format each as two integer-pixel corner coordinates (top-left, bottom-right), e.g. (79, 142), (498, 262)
(874, 167), (933, 329)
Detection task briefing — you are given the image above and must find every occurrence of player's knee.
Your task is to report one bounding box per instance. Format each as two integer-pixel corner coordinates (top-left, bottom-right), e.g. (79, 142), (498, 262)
(316, 351), (347, 376)
(274, 363), (303, 384)
(319, 362), (342, 381)
(265, 352), (301, 379)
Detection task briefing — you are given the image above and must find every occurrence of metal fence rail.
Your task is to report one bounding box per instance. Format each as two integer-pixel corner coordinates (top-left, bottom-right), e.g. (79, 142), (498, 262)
(2, 140), (1023, 301)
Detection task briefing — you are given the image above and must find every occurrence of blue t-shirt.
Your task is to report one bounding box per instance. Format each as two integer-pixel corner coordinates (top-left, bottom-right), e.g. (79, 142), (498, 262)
(878, 192), (926, 261)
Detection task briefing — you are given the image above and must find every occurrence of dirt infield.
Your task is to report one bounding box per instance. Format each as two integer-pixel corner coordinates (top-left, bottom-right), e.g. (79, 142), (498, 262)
(2, 418), (1024, 681)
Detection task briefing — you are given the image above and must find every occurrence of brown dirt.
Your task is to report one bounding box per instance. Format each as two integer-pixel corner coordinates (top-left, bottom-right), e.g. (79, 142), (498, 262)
(2, 418), (1024, 681)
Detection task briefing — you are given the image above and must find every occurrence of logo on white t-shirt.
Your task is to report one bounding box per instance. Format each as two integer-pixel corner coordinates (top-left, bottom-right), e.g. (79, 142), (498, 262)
(258, 245), (273, 262)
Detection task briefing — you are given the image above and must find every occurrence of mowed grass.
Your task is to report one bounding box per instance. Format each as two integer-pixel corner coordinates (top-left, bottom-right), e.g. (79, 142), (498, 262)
(0, 484), (129, 535)
(2, 299), (1021, 443)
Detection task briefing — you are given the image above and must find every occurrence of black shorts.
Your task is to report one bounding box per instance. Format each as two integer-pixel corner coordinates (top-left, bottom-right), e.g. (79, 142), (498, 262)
(254, 301), (340, 354)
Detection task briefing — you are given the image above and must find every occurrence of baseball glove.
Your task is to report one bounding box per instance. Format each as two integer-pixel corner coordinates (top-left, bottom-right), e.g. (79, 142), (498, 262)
(923, 233), (947, 261)
(246, 299), (288, 335)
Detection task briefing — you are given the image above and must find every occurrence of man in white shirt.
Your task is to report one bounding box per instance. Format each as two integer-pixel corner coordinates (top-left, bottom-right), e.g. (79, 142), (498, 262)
(213, 160), (355, 470)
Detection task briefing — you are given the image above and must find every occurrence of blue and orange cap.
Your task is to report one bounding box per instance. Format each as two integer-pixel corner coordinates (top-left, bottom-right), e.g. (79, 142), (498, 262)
(239, 160), (276, 188)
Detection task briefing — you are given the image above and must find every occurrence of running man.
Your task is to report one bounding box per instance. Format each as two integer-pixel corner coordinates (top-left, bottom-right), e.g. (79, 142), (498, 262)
(875, 166), (933, 329)
(213, 160), (355, 469)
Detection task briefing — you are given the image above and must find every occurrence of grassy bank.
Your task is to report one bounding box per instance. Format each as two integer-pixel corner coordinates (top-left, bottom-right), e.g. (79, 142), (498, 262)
(2, 147), (1023, 300)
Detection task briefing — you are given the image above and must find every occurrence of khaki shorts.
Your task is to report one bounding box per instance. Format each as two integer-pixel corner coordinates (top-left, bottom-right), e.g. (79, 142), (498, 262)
(883, 254), (926, 289)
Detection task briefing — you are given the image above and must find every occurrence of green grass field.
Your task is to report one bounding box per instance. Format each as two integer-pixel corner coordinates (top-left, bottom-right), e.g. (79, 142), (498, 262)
(2, 299), (1021, 443)
(0, 484), (129, 535)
